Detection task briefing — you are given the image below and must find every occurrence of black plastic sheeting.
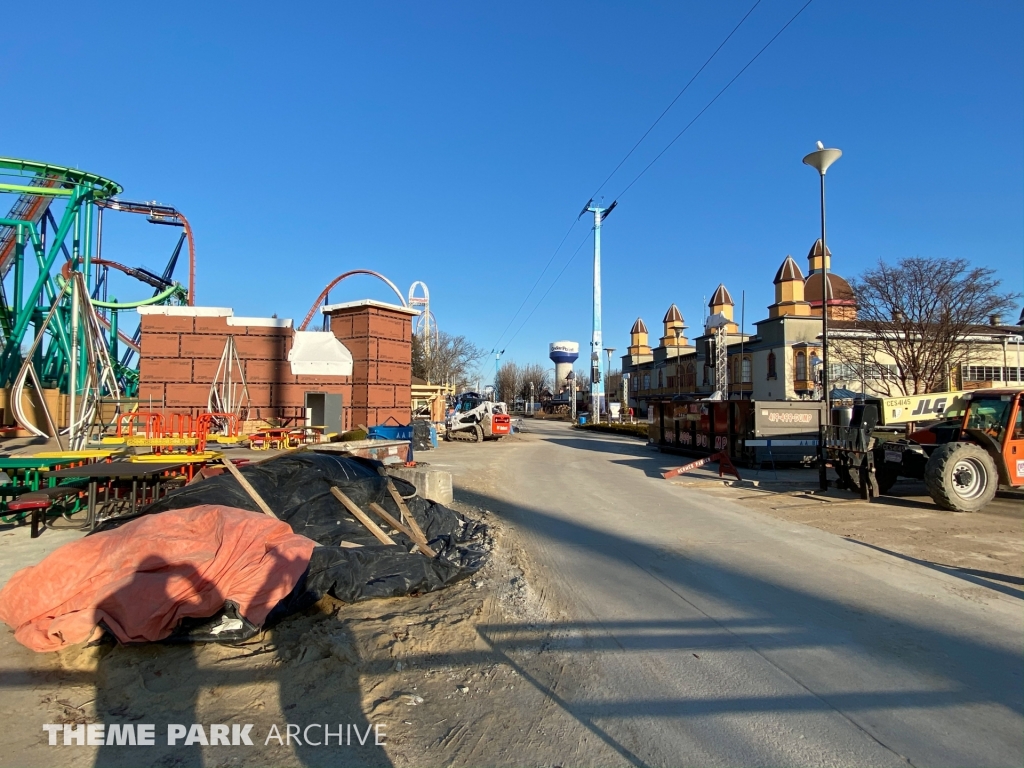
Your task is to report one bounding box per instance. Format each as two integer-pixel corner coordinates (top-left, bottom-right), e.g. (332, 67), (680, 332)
(94, 451), (487, 643)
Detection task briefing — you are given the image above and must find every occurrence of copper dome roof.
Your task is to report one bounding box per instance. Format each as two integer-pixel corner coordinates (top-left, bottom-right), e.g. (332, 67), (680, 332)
(630, 317), (648, 334)
(804, 272), (855, 304)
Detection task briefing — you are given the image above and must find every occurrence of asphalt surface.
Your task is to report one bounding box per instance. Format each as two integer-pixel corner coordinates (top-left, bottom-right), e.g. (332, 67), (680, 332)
(439, 420), (1024, 767)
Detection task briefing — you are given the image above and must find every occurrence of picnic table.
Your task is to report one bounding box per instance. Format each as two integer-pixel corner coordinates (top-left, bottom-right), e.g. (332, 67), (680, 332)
(41, 460), (194, 533)
(0, 452), (118, 522)
(249, 428), (296, 450)
(129, 451), (223, 480)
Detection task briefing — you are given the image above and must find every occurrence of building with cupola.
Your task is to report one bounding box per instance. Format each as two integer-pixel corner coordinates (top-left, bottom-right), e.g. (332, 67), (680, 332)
(621, 240), (1023, 413)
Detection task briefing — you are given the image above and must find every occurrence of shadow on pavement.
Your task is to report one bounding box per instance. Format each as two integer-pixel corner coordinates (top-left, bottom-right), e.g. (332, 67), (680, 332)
(453, 483), (1024, 767)
(845, 538), (1024, 598)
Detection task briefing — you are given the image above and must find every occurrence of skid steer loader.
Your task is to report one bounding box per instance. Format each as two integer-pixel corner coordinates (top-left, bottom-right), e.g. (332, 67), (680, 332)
(445, 393), (511, 442)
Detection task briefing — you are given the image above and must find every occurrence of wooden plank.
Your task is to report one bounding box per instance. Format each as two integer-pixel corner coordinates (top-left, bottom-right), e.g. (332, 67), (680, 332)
(369, 502), (436, 558)
(385, 479), (433, 555)
(330, 486), (395, 545)
(221, 459), (278, 519)
(661, 451), (741, 481)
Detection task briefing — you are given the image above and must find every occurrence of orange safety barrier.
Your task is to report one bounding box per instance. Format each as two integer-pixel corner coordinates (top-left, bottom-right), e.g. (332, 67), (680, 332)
(117, 412), (163, 439)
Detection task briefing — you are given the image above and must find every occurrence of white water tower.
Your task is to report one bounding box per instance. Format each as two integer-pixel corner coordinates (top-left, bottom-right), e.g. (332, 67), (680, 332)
(549, 341), (579, 392)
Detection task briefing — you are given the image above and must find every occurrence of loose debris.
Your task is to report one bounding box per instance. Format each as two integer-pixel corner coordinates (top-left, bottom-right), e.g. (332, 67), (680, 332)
(0, 452), (488, 650)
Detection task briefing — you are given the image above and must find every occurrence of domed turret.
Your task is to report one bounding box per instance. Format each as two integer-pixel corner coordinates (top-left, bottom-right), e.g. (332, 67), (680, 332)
(807, 239), (831, 274)
(660, 304), (688, 347)
(628, 318), (651, 356)
(707, 284), (738, 333)
(769, 255), (811, 318)
(804, 239), (857, 320)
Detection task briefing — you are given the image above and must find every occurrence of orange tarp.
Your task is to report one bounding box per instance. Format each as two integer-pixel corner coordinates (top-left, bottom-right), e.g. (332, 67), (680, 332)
(0, 505), (315, 652)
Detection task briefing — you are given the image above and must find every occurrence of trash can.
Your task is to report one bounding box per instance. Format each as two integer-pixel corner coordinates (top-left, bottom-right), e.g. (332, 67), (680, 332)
(578, 415), (588, 426)
(411, 421), (432, 452)
(830, 406), (853, 427)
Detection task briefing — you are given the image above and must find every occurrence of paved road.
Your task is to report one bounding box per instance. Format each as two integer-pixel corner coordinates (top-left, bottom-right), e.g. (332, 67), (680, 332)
(441, 421), (1023, 767)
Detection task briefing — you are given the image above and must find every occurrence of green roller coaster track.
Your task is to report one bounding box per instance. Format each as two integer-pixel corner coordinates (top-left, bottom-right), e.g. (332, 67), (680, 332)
(0, 157), (189, 402)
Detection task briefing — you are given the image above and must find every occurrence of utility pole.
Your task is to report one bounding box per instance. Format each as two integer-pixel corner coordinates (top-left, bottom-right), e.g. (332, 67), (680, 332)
(582, 199), (616, 420)
(493, 349), (502, 402)
(604, 347), (615, 422)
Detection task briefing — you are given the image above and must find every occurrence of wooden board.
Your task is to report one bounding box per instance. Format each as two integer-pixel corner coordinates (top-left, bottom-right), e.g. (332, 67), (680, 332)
(221, 459), (278, 519)
(330, 486), (395, 545)
(369, 502), (436, 558)
(385, 479), (434, 556)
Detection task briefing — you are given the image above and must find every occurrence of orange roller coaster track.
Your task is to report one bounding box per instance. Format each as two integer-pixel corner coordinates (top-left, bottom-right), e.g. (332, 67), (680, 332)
(298, 270), (408, 331)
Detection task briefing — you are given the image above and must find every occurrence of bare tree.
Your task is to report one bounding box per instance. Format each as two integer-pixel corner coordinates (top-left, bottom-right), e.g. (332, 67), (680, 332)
(605, 368), (623, 401)
(413, 331), (487, 390)
(834, 257), (1018, 395)
(519, 363), (550, 402)
(495, 360), (524, 404)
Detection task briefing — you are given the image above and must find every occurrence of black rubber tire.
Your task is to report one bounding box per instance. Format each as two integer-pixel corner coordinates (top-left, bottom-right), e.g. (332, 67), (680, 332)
(924, 442), (998, 512)
(473, 424), (484, 442)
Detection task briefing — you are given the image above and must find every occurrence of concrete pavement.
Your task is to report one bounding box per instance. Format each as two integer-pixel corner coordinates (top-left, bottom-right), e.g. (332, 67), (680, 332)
(433, 420), (1023, 767)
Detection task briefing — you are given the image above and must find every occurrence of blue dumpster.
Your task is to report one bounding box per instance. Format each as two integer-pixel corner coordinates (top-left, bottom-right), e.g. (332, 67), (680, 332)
(578, 415), (588, 425)
(367, 417), (414, 442)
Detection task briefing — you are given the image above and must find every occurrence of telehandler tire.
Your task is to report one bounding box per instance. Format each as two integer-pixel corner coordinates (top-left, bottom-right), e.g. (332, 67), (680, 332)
(924, 442), (998, 512)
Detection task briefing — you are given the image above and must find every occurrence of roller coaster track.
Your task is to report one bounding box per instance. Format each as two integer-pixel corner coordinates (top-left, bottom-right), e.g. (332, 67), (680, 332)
(298, 269), (408, 331)
(0, 175), (61, 278)
(96, 199), (196, 305)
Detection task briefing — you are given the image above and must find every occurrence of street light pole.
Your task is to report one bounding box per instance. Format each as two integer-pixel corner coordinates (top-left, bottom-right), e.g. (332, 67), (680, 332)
(673, 327), (681, 397)
(567, 370), (577, 423)
(802, 142), (842, 415)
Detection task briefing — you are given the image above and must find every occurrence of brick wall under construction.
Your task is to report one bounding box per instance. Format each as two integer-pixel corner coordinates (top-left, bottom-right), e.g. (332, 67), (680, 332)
(325, 301), (414, 428)
(138, 300), (414, 431)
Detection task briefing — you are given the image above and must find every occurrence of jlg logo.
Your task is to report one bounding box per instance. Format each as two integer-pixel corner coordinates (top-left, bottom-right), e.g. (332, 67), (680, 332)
(911, 397), (948, 417)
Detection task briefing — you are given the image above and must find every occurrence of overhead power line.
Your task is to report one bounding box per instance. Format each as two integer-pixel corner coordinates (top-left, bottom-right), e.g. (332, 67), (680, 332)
(500, 229), (593, 350)
(613, 0), (816, 201)
(492, 0), (815, 354)
(590, 0), (763, 199)
(491, 217), (581, 353)
(491, 4), (765, 354)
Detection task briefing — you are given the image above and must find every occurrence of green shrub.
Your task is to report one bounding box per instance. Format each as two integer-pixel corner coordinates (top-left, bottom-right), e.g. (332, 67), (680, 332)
(575, 422), (649, 439)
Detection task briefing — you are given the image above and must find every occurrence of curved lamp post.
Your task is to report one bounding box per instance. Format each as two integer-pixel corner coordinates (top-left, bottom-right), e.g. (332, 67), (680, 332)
(802, 142), (842, 413)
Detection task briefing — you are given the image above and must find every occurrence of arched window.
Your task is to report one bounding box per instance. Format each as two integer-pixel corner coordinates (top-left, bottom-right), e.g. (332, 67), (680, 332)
(658, 369), (664, 388)
(796, 351), (807, 381)
(741, 356), (752, 383)
(684, 362), (696, 390)
(767, 351), (777, 380)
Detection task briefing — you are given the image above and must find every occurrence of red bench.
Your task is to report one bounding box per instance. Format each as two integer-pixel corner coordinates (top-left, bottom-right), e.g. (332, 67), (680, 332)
(8, 486), (83, 538)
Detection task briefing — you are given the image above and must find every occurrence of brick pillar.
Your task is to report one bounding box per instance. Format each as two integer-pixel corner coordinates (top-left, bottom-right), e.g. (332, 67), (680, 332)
(327, 301), (415, 428)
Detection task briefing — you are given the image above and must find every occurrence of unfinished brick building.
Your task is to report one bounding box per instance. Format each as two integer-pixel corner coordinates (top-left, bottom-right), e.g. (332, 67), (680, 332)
(138, 299), (416, 432)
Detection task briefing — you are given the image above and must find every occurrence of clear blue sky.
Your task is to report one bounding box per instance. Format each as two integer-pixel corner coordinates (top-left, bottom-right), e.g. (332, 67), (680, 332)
(4, 1), (1021, 381)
